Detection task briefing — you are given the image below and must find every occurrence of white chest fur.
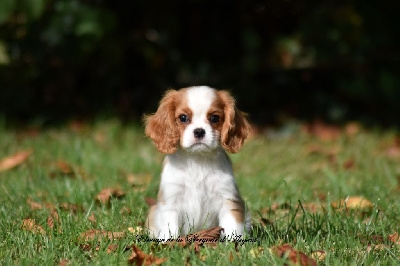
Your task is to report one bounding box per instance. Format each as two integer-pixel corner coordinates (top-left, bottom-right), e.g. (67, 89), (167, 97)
(148, 147), (248, 239)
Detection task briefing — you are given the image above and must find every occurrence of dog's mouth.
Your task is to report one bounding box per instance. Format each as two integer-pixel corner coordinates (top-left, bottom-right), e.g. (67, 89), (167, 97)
(188, 142), (211, 151)
(190, 142), (209, 148)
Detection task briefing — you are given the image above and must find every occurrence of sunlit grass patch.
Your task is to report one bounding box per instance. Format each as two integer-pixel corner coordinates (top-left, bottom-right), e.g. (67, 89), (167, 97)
(0, 120), (399, 264)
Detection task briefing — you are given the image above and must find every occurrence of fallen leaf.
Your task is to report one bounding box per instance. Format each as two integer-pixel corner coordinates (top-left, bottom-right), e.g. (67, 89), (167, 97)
(310, 250), (326, 262)
(107, 244), (119, 254)
(359, 234), (385, 244)
(272, 244), (317, 266)
(305, 145), (340, 157)
(229, 251), (234, 262)
(59, 259), (69, 266)
(58, 203), (84, 213)
(127, 173), (152, 187)
(345, 122), (360, 137)
(386, 146), (400, 157)
(128, 244), (167, 265)
(49, 161), (75, 178)
(120, 206), (132, 215)
(27, 199), (47, 210)
(128, 226), (143, 235)
(250, 246), (264, 258)
(0, 150), (33, 173)
(80, 229), (125, 242)
(94, 132), (106, 144)
(167, 227), (223, 253)
(21, 219), (46, 235)
(302, 121), (341, 141)
(47, 210), (61, 232)
(87, 214), (96, 225)
(343, 158), (355, 170)
(145, 197), (157, 207)
(367, 244), (387, 253)
(385, 137), (400, 158)
(331, 196), (373, 211)
(27, 199), (83, 213)
(298, 203), (324, 214)
(96, 188), (125, 205)
(69, 120), (86, 132)
(388, 233), (400, 245)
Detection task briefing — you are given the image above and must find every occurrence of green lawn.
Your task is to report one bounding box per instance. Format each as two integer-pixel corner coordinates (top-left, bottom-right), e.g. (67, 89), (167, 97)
(0, 119), (399, 265)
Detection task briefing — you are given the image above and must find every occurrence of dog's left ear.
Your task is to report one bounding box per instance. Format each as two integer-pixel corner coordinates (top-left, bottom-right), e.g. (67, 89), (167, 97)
(218, 91), (251, 153)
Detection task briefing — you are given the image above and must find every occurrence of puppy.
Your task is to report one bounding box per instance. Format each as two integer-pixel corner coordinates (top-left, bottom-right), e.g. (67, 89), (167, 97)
(144, 86), (251, 240)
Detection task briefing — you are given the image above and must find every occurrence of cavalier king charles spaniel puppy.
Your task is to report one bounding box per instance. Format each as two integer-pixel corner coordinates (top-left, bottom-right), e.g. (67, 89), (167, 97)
(144, 86), (251, 240)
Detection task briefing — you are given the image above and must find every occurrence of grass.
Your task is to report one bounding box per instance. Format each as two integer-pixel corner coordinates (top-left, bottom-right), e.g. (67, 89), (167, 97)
(0, 119), (399, 265)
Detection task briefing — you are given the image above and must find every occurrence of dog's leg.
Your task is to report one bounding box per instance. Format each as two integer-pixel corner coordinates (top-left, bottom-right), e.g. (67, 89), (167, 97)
(145, 205), (158, 238)
(218, 199), (245, 240)
(156, 204), (179, 240)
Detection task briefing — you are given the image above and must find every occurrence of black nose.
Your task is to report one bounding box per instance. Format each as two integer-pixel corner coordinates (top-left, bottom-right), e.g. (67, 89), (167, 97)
(193, 128), (206, 139)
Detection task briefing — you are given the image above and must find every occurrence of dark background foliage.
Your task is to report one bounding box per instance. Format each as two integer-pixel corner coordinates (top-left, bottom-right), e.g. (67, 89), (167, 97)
(0, 0), (399, 126)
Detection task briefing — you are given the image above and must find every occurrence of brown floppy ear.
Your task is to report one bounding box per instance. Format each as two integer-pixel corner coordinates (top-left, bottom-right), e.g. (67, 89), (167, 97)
(218, 91), (251, 153)
(144, 90), (180, 154)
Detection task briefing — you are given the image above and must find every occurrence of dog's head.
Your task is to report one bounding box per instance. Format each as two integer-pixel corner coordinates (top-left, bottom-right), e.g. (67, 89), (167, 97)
(144, 86), (250, 154)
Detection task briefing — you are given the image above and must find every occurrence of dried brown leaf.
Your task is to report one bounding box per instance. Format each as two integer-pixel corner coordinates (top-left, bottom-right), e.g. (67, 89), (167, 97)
(127, 173), (152, 187)
(343, 158), (355, 170)
(27, 199), (46, 210)
(120, 206), (132, 215)
(302, 121), (341, 141)
(305, 145), (340, 157)
(21, 219), (46, 235)
(80, 229), (125, 242)
(0, 150), (33, 172)
(128, 244), (167, 265)
(167, 227), (223, 253)
(310, 250), (326, 262)
(345, 122), (360, 137)
(250, 246), (264, 258)
(388, 233), (400, 245)
(58, 203), (84, 213)
(27, 199), (83, 213)
(107, 244), (119, 254)
(59, 259), (69, 266)
(367, 244), (387, 253)
(331, 196), (373, 211)
(49, 161), (75, 178)
(229, 251), (234, 262)
(47, 210), (62, 232)
(128, 226), (143, 235)
(272, 244), (317, 266)
(386, 146), (400, 157)
(298, 203), (324, 213)
(87, 214), (96, 225)
(385, 137), (400, 158)
(96, 188), (125, 205)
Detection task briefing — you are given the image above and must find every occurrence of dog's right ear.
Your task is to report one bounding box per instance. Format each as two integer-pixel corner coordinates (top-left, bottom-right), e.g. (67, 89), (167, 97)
(144, 90), (180, 154)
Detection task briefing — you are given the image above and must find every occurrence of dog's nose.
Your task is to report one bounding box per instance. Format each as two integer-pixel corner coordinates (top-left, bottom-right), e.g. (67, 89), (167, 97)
(193, 128), (206, 139)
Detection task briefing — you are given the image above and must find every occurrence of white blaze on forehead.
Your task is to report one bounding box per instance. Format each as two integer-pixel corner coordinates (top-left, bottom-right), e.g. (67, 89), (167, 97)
(186, 86), (216, 119)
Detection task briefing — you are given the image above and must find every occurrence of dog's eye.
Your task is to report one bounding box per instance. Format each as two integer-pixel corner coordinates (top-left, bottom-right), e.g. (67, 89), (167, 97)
(179, 114), (189, 123)
(210, 115), (220, 124)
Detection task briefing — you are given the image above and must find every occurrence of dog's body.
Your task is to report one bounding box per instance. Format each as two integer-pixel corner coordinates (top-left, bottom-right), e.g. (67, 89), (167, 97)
(145, 86), (250, 240)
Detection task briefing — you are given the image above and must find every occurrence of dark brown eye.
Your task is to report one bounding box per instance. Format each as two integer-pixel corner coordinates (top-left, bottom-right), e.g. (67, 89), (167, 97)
(210, 115), (220, 124)
(179, 114), (189, 123)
